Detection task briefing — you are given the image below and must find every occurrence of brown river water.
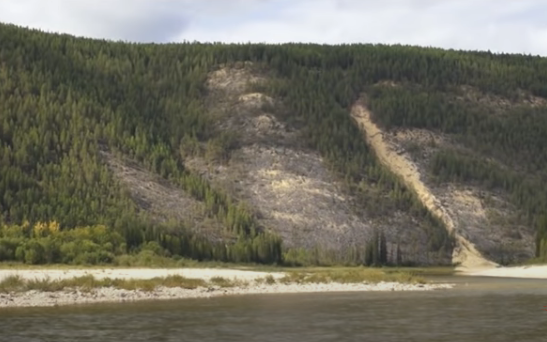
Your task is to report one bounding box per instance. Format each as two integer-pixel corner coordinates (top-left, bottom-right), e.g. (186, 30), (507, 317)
(0, 276), (546, 342)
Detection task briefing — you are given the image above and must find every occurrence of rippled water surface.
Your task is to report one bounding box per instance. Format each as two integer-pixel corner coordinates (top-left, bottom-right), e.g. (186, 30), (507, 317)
(1, 276), (547, 342)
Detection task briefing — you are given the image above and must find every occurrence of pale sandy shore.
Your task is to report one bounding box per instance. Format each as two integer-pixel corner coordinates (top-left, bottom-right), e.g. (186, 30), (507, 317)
(461, 265), (547, 279)
(0, 268), (454, 308)
(0, 268), (286, 283)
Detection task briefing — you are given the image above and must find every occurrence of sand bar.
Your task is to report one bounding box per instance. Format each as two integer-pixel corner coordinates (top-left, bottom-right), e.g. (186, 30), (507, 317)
(0, 268), (285, 283)
(462, 265), (547, 279)
(0, 268), (454, 308)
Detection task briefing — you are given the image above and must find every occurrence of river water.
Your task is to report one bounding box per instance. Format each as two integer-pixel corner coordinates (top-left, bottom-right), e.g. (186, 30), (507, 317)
(1, 276), (546, 342)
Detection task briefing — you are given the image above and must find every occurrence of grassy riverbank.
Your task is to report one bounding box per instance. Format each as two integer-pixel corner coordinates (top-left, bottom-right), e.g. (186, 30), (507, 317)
(0, 266), (457, 308)
(0, 267), (431, 294)
(0, 258), (457, 275)
(0, 274), (213, 293)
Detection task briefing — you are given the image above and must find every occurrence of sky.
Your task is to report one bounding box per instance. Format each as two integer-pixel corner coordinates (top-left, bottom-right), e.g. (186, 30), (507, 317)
(0, 0), (546, 56)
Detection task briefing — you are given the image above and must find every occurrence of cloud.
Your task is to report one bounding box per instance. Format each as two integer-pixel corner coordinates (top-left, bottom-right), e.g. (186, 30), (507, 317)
(0, 0), (194, 42)
(0, 0), (546, 55)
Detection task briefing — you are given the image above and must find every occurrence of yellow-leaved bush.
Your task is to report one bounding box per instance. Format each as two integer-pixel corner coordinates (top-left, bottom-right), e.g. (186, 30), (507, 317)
(0, 222), (125, 264)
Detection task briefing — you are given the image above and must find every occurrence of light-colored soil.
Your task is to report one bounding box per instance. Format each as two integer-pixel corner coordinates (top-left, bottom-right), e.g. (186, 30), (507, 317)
(188, 67), (374, 252)
(0, 268), (284, 283)
(370, 85), (536, 265)
(461, 265), (547, 279)
(437, 186), (534, 265)
(350, 101), (497, 271)
(183, 65), (439, 263)
(207, 63), (266, 93)
(1, 282), (455, 308)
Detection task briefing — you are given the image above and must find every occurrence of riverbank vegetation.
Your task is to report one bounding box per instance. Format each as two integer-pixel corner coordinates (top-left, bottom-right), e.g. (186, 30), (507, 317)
(1, 23), (547, 265)
(0, 268), (426, 294)
(0, 221), (405, 267)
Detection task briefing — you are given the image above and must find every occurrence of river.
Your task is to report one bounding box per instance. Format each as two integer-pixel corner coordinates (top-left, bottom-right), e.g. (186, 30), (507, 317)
(1, 276), (546, 342)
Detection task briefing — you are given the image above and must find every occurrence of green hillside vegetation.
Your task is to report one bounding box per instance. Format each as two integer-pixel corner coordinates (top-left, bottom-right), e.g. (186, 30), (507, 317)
(1, 23), (546, 265)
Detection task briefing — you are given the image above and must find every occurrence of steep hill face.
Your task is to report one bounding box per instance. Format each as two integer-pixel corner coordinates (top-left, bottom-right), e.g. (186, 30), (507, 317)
(1, 23), (547, 266)
(361, 82), (547, 267)
(182, 65), (445, 265)
(352, 100), (505, 270)
(193, 66), (372, 253)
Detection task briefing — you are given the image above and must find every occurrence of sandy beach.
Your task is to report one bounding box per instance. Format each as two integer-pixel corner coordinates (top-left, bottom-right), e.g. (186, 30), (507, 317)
(461, 265), (547, 279)
(0, 268), (453, 308)
(0, 268), (286, 283)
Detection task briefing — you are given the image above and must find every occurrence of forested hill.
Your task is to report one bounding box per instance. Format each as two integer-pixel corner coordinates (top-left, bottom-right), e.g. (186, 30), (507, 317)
(1, 23), (547, 267)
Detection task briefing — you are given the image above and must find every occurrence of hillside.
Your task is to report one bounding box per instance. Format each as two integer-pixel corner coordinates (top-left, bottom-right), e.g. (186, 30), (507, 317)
(1, 23), (547, 267)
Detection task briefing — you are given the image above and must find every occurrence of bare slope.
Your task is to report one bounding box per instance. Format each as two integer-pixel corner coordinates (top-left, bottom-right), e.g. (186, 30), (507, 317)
(188, 65), (370, 253)
(98, 64), (529, 267)
(351, 93), (537, 270)
(351, 101), (497, 271)
(184, 65), (444, 263)
(100, 150), (229, 241)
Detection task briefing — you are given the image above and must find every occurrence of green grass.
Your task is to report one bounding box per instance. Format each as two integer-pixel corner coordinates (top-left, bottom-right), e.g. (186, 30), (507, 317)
(0, 275), (25, 293)
(0, 262), (452, 293)
(254, 274), (278, 285)
(209, 276), (246, 288)
(278, 268), (427, 285)
(0, 275), (211, 293)
(0, 266), (432, 294)
(0, 256), (458, 275)
(382, 266), (456, 277)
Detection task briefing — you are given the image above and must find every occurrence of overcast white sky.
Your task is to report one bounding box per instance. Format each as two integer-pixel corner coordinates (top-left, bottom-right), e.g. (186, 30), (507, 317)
(0, 0), (546, 55)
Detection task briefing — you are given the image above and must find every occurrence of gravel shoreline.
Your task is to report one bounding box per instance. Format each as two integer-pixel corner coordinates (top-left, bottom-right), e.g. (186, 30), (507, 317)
(0, 268), (455, 308)
(0, 282), (454, 308)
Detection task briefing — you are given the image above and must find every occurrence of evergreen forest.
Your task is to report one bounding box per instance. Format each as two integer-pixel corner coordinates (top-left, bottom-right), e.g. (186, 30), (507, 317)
(1, 23), (547, 266)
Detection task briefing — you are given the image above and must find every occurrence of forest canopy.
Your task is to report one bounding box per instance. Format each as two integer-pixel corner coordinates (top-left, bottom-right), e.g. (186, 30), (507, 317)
(1, 23), (547, 265)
